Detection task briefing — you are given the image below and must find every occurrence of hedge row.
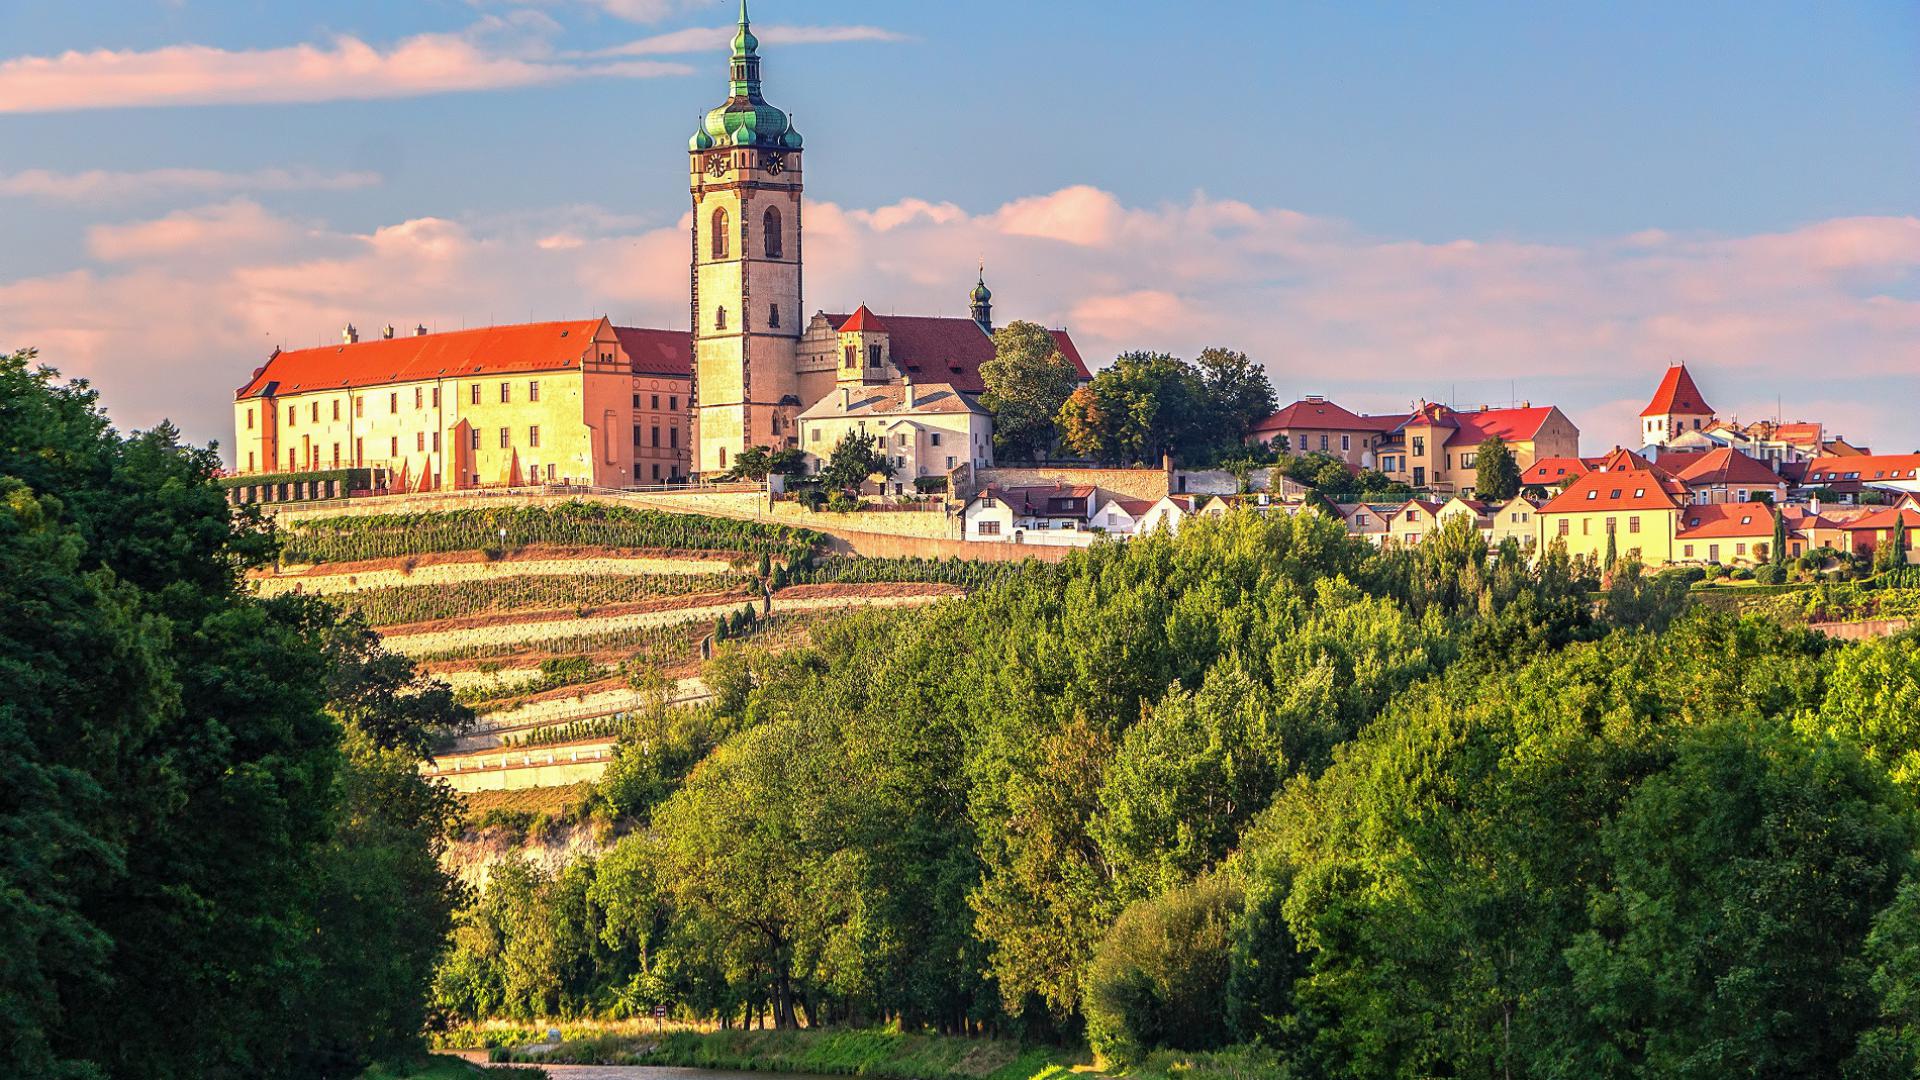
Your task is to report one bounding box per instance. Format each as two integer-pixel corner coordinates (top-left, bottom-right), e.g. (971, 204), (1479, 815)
(279, 501), (821, 564)
(341, 573), (754, 627)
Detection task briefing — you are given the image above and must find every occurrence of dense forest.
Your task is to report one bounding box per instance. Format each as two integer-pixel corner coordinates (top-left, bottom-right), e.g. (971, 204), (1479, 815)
(1, 349), (468, 1078)
(13, 344), (1920, 1078)
(436, 497), (1920, 1076)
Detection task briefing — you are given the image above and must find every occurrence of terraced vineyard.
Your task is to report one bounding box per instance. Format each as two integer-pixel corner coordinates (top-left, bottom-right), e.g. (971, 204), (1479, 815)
(251, 499), (989, 808)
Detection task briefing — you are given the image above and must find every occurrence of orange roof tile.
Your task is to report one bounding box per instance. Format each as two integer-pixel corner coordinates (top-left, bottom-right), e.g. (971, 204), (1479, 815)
(1805, 454), (1920, 485)
(237, 319), (613, 400)
(1523, 456), (1590, 484)
(1678, 503), (1778, 539)
(1673, 447), (1783, 488)
(1540, 469), (1684, 515)
(1641, 363), (1714, 417)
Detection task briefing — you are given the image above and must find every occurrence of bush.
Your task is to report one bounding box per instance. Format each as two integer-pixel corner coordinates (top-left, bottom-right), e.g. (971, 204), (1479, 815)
(826, 492), (863, 514)
(1754, 564), (1788, 585)
(1731, 567), (1755, 581)
(1659, 566), (1707, 586)
(1085, 876), (1244, 1066)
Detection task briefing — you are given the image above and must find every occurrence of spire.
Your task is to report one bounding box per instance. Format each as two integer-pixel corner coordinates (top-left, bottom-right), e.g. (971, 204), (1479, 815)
(693, 0), (801, 151)
(969, 262), (993, 334)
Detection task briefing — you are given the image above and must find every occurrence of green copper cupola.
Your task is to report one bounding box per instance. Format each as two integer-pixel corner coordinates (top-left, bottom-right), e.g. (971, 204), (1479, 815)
(690, 0), (803, 152)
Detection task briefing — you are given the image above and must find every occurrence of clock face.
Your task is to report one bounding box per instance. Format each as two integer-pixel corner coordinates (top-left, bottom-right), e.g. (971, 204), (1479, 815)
(761, 152), (786, 176)
(705, 153), (730, 178)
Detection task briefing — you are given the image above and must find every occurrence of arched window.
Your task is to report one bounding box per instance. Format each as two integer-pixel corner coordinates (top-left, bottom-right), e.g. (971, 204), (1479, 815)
(768, 304), (781, 329)
(711, 206), (729, 260)
(763, 206), (783, 259)
(716, 306), (728, 330)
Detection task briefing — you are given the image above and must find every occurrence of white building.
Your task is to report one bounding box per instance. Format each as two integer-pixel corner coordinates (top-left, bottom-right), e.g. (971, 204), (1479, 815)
(797, 379), (992, 496)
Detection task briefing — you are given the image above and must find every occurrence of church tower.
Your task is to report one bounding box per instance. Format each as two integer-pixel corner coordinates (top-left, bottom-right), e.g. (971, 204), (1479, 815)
(690, 0), (805, 476)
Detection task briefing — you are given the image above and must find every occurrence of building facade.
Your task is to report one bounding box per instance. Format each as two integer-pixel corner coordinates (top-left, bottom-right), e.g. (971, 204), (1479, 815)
(231, 319), (689, 491)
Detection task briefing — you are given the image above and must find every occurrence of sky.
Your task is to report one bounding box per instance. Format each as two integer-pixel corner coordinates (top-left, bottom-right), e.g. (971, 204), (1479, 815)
(1, 0), (1915, 461)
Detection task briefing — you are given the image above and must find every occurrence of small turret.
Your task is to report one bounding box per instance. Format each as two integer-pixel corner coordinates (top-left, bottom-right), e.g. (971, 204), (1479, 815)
(342, 324), (358, 345)
(969, 263), (993, 334)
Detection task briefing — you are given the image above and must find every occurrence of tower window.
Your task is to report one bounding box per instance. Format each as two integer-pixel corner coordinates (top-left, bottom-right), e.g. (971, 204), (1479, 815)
(844, 345), (857, 370)
(711, 206), (730, 259)
(716, 306), (728, 330)
(769, 304), (781, 329)
(868, 344), (882, 367)
(764, 206), (783, 259)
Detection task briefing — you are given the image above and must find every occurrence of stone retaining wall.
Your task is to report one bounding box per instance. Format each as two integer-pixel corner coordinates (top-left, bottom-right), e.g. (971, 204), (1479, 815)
(253, 554), (736, 597)
(976, 466), (1172, 501)
(380, 601), (740, 657)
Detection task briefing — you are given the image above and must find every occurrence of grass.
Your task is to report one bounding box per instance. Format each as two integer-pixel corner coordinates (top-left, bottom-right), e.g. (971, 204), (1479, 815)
(473, 1025), (1292, 1080)
(359, 1054), (546, 1079)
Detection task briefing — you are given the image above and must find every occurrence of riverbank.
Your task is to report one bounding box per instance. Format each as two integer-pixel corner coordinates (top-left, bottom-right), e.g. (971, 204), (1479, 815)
(485, 1027), (1286, 1080)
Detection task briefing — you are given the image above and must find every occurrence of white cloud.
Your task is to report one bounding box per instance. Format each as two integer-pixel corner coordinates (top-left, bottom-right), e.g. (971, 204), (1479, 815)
(0, 27), (693, 113)
(4, 188), (1916, 459)
(0, 167), (381, 202)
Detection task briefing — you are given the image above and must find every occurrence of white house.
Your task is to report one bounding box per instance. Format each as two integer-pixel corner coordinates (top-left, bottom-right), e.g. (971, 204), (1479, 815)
(963, 484), (1097, 543)
(798, 380), (993, 496)
(1136, 495), (1201, 537)
(1091, 495), (1156, 537)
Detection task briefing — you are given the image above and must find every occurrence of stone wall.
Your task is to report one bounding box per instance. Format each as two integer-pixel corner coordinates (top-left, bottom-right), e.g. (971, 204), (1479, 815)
(976, 466), (1172, 501)
(380, 600), (745, 657)
(253, 553), (735, 597)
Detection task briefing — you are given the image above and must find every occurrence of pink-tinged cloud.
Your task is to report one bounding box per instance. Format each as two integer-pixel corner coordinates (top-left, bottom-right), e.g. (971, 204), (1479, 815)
(0, 167), (381, 202)
(3, 188), (1917, 459)
(0, 31), (692, 113)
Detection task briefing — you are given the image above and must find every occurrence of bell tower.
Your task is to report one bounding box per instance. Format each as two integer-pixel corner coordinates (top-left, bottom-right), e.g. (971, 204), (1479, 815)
(690, 0), (805, 476)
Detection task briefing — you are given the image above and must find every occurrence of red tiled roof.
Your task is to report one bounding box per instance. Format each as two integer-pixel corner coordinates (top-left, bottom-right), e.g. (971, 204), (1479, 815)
(1254, 398), (1378, 434)
(613, 326), (692, 378)
(1593, 447), (1663, 474)
(1641, 363), (1714, 417)
(840, 304), (887, 334)
(823, 313), (1092, 393)
(1678, 503), (1778, 539)
(1804, 454), (1920, 485)
(1840, 507), (1920, 533)
(1540, 469), (1684, 515)
(1673, 447), (1782, 488)
(236, 319), (608, 400)
(1453, 406), (1559, 444)
(1522, 456), (1590, 483)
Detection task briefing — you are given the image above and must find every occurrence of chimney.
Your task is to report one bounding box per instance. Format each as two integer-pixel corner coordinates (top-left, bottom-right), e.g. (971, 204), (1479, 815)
(840, 386), (851, 410)
(415, 324), (428, 337)
(903, 376), (916, 409)
(342, 324), (358, 345)
(382, 324), (396, 340)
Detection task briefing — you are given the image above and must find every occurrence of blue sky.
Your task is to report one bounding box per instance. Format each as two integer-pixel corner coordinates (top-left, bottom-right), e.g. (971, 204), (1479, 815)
(1, 0), (1915, 454)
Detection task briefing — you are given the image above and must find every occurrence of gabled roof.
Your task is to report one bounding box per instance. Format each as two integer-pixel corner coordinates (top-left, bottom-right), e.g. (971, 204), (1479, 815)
(975, 484), (1093, 518)
(1096, 495), (1156, 518)
(1592, 446), (1665, 475)
(1394, 402), (1562, 444)
(1642, 363), (1714, 417)
(1804, 454), (1920, 485)
(1672, 447), (1782, 488)
(1678, 503), (1778, 539)
(1840, 507), (1920, 533)
(1540, 469), (1684, 515)
(236, 319), (612, 400)
(797, 381), (984, 420)
(612, 326), (693, 378)
(1253, 397), (1400, 434)
(821, 313), (1091, 394)
(1523, 457), (1590, 485)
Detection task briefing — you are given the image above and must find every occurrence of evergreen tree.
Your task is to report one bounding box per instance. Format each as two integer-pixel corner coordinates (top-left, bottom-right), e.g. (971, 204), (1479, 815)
(1472, 436), (1522, 500)
(1772, 505), (1789, 567)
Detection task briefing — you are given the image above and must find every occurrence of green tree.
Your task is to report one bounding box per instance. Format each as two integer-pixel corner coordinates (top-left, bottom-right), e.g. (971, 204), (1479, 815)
(980, 320), (1079, 463)
(822, 431), (893, 492)
(1084, 876), (1244, 1066)
(1055, 352), (1209, 466)
(1195, 347), (1279, 453)
(1771, 505), (1789, 567)
(1472, 436), (1521, 500)
(1878, 514), (1910, 573)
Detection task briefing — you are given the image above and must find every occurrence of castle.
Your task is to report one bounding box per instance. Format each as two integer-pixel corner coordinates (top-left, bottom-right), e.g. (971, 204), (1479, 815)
(230, 0), (1086, 491)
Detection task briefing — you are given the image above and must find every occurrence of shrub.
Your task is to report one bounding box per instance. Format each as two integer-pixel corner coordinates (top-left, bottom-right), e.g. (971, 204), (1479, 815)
(1659, 566), (1707, 586)
(1731, 567), (1755, 581)
(1085, 875), (1244, 1066)
(1754, 564), (1788, 586)
(826, 492), (863, 514)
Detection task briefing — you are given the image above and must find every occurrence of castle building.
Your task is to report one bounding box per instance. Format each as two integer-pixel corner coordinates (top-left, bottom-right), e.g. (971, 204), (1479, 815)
(231, 0), (1086, 488)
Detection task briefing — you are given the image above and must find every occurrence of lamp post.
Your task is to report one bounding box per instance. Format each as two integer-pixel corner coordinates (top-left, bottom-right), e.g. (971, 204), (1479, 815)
(498, 527), (508, 551)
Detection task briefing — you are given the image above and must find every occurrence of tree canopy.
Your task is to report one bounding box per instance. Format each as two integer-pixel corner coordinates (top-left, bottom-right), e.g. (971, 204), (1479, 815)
(979, 321), (1080, 464)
